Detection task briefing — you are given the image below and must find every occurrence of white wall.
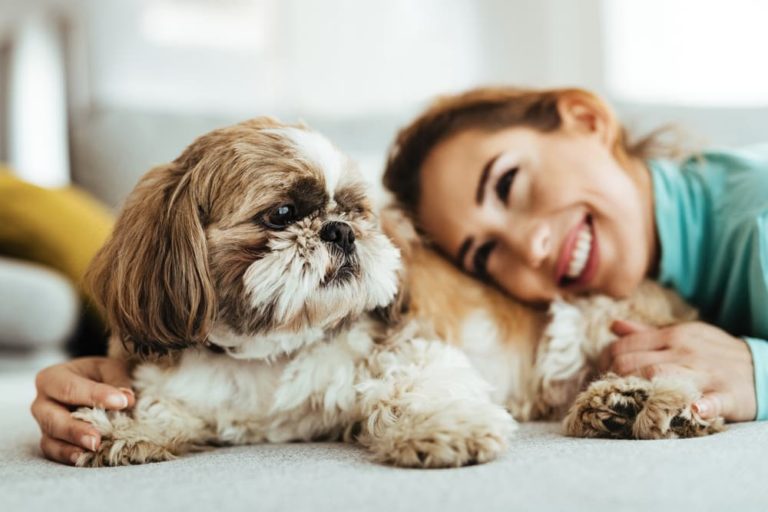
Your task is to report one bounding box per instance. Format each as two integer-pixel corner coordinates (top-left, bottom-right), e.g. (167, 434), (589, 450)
(2, 0), (767, 193)
(72, 0), (608, 117)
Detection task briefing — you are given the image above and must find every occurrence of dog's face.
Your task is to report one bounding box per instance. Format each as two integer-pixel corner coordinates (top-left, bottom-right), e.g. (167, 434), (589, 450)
(87, 118), (401, 359)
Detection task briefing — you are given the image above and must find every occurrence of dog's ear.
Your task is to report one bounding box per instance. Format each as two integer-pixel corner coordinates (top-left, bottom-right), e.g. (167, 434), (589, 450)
(86, 163), (216, 358)
(372, 274), (410, 327)
(371, 205), (419, 327)
(377, 203), (422, 261)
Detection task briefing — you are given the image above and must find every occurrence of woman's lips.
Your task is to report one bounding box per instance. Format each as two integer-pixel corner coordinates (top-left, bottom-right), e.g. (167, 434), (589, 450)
(555, 215), (599, 289)
(571, 219), (599, 288)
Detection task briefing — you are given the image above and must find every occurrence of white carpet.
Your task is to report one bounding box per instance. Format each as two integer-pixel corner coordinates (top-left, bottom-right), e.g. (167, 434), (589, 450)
(2, 359), (767, 512)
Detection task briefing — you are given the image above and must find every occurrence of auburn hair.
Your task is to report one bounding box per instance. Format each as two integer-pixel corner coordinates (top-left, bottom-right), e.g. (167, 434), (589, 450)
(382, 86), (664, 221)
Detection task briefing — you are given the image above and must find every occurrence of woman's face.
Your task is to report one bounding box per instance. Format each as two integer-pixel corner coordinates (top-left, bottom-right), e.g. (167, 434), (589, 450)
(417, 122), (656, 304)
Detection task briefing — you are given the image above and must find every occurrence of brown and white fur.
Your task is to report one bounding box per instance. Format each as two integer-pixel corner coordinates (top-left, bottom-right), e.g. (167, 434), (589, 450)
(73, 118), (722, 468)
(73, 118), (514, 468)
(382, 208), (724, 439)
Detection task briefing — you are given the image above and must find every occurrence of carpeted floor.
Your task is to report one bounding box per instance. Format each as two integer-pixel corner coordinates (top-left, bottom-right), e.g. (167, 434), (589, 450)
(2, 358), (767, 512)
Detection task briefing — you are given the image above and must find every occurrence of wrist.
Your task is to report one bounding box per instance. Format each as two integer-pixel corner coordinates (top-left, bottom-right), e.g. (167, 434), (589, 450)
(743, 337), (768, 421)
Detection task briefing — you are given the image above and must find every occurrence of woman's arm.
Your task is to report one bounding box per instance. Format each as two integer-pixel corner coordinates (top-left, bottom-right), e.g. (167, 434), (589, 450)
(600, 320), (757, 422)
(743, 338), (768, 421)
(30, 357), (134, 465)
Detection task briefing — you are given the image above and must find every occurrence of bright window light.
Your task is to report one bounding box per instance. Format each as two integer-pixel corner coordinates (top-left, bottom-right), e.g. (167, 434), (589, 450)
(8, 13), (70, 187)
(603, 0), (768, 106)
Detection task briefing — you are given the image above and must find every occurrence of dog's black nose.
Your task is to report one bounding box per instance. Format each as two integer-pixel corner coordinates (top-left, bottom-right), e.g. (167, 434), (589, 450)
(320, 221), (356, 253)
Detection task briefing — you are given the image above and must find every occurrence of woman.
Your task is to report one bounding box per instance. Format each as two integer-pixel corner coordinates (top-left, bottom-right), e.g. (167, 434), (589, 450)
(32, 87), (766, 465)
(382, 87), (764, 424)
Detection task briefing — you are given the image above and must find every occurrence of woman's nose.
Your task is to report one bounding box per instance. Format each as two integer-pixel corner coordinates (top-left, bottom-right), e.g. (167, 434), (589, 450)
(525, 223), (551, 268)
(499, 221), (550, 269)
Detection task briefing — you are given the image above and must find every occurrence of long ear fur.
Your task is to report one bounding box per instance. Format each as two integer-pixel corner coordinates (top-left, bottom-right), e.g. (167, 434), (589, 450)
(86, 163), (216, 358)
(372, 205), (418, 326)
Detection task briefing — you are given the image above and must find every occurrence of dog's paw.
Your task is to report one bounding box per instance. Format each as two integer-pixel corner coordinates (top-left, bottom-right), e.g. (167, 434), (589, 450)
(563, 373), (724, 440)
(633, 378), (724, 439)
(75, 438), (176, 467)
(364, 400), (516, 468)
(562, 374), (649, 438)
(71, 407), (118, 435)
(71, 407), (176, 467)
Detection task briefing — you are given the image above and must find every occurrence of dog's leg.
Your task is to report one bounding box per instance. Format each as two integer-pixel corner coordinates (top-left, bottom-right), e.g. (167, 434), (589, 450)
(562, 373), (724, 439)
(531, 300), (592, 419)
(72, 396), (209, 467)
(356, 338), (517, 468)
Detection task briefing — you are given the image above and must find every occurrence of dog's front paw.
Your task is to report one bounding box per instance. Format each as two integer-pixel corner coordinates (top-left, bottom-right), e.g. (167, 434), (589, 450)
(563, 373), (724, 439)
(562, 374), (649, 438)
(364, 400), (516, 468)
(71, 407), (176, 467)
(632, 378), (724, 439)
(75, 438), (176, 467)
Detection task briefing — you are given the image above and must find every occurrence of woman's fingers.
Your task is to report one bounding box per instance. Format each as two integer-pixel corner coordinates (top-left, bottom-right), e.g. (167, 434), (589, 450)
(695, 390), (756, 423)
(599, 321), (669, 373)
(36, 364), (129, 410)
(30, 396), (101, 450)
(610, 319), (654, 337)
(95, 359), (136, 408)
(608, 326), (671, 360)
(40, 434), (84, 466)
(611, 349), (676, 376)
(31, 357), (136, 466)
(636, 363), (708, 386)
(693, 393), (722, 420)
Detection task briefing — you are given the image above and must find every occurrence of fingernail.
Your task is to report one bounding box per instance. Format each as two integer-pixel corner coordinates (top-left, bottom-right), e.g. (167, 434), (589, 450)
(106, 394), (128, 409)
(693, 401), (708, 416)
(81, 435), (98, 451)
(118, 387), (135, 398)
(70, 451), (83, 465)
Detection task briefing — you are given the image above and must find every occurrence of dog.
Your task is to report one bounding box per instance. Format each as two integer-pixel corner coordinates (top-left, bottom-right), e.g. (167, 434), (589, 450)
(73, 118), (515, 468)
(73, 118), (722, 468)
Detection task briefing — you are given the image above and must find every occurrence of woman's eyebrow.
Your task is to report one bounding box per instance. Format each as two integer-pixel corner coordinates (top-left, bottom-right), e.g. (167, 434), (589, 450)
(475, 153), (502, 204)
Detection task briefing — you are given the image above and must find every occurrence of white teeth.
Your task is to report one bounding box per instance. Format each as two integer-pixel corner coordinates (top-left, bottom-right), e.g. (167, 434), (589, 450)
(566, 225), (592, 279)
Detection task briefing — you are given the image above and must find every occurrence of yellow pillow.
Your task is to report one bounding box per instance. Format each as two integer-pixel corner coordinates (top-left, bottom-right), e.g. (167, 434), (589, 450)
(0, 167), (114, 353)
(0, 168), (114, 288)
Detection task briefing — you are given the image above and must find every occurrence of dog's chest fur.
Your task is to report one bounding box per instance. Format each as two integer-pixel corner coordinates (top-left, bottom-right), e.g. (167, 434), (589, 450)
(130, 323), (379, 443)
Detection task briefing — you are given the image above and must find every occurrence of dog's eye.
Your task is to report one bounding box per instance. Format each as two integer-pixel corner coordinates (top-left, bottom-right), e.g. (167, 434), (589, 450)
(262, 204), (297, 229)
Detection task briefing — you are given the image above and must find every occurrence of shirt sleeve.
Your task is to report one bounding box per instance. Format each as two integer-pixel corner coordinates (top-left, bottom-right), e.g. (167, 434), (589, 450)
(743, 213), (768, 420)
(744, 337), (768, 420)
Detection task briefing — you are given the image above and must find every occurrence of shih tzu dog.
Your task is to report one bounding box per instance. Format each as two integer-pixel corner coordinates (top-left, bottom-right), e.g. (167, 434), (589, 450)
(73, 118), (722, 468)
(73, 118), (515, 468)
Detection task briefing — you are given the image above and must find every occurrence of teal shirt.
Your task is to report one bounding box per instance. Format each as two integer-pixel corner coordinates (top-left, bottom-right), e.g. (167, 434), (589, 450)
(649, 145), (768, 420)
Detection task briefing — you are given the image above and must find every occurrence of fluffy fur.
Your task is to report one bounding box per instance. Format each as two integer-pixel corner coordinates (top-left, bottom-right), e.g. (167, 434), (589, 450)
(74, 119), (514, 468)
(382, 207), (724, 439)
(73, 118), (722, 469)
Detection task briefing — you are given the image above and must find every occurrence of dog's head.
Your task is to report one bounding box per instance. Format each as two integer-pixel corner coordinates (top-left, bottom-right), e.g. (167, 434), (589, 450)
(87, 118), (401, 359)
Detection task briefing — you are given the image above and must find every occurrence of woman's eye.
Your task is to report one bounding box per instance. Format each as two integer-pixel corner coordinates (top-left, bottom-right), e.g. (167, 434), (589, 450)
(473, 241), (497, 278)
(263, 203), (297, 229)
(495, 167), (518, 204)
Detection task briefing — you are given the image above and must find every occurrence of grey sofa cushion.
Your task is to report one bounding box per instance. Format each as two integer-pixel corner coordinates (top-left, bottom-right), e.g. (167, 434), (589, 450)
(0, 256), (78, 350)
(69, 108), (403, 208)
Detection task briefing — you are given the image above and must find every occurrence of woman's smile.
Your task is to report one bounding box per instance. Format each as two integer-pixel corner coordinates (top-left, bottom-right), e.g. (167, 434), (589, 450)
(556, 214), (600, 290)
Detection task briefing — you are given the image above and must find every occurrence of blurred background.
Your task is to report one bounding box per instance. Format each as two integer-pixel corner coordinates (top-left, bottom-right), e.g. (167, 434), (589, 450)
(3, 0), (768, 198)
(1, 0), (767, 361)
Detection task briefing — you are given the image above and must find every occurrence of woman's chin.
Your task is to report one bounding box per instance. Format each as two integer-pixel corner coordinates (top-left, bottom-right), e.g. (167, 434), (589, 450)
(602, 273), (644, 299)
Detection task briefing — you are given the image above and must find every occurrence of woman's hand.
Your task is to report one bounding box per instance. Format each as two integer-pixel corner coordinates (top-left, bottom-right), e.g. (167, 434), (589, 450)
(30, 357), (135, 465)
(599, 320), (757, 422)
